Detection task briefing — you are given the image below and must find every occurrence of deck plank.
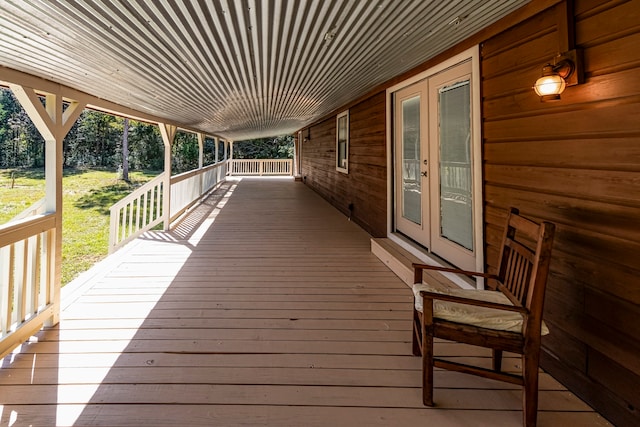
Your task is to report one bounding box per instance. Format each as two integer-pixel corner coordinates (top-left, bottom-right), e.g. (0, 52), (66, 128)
(0, 178), (609, 426)
(0, 405), (613, 427)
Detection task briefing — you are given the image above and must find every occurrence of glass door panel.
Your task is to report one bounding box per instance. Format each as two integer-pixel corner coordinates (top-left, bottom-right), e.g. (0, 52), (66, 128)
(394, 82), (430, 246)
(428, 59), (477, 272)
(438, 80), (473, 250)
(401, 96), (421, 225)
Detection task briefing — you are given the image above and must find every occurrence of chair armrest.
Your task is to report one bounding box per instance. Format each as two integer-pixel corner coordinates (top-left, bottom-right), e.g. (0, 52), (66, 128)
(413, 263), (498, 280)
(419, 290), (528, 314)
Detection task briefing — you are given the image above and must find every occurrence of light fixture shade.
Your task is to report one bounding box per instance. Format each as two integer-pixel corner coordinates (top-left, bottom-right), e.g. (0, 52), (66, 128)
(534, 74), (566, 96)
(533, 64), (566, 101)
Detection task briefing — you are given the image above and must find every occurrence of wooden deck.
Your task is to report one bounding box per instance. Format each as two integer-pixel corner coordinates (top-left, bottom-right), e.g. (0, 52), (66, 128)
(0, 178), (610, 426)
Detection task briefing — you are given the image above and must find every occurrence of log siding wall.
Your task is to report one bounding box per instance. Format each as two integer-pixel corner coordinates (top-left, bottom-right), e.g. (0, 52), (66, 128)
(482, 1), (640, 425)
(299, 1), (639, 424)
(300, 92), (387, 237)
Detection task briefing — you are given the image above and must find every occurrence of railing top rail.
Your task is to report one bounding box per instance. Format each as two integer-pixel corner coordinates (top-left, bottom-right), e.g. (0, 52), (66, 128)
(441, 161), (472, 167)
(10, 197), (46, 222)
(231, 158), (291, 162)
(0, 213), (56, 246)
(109, 173), (165, 213)
(171, 161), (227, 184)
(170, 168), (202, 184)
(202, 160), (228, 172)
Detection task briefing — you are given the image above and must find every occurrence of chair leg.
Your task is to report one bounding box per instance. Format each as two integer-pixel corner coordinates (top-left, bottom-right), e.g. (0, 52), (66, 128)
(421, 312), (434, 406)
(492, 349), (503, 371)
(412, 309), (422, 356)
(522, 352), (540, 427)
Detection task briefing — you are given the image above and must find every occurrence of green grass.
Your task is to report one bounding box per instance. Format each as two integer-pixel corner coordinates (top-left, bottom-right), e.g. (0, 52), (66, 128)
(0, 168), (158, 285)
(0, 169), (46, 220)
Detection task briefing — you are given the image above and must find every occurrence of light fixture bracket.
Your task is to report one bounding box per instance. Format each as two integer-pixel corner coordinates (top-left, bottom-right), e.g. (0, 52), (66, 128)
(552, 49), (583, 87)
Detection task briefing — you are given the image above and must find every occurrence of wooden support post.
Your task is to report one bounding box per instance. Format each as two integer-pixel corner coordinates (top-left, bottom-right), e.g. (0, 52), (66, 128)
(229, 141), (234, 175)
(214, 137), (219, 163)
(197, 133), (204, 196)
(9, 85), (85, 327)
(197, 133), (204, 170)
(293, 132), (300, 177)
(222, 140), (229, 175)
(159, 124), (177, 231)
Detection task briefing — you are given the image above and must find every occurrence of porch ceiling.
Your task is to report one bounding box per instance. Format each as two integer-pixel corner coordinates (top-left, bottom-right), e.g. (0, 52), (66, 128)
(0, 0), (528, 141)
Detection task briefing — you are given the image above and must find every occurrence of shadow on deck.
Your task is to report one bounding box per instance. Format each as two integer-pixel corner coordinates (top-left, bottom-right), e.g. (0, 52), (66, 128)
(0, 178), (609, 426)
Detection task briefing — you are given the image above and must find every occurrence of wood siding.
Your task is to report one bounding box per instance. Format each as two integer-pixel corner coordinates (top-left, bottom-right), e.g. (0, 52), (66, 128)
(482, 1), (640, 426)
(300, 92), (387, 237)
(299, 1), (639, 425)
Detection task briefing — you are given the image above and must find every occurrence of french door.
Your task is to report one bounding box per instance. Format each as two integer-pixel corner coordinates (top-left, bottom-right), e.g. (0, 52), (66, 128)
(394, 59), (478, 271)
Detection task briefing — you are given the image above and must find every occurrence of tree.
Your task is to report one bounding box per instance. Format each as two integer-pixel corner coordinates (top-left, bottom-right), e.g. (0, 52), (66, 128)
(127, 121), (164, 171)
(233, 135), (294, 159)
(171, 132), (199, 175)
(66, 110), (121, 167)
(203, 137), (216, 165)
(121, 117), (129, 181)
(0, 89), (170, 173)
(0, 88), (43, 168)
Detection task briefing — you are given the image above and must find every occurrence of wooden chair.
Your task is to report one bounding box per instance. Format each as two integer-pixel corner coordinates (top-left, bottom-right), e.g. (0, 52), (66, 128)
(412, 207), (555, 427)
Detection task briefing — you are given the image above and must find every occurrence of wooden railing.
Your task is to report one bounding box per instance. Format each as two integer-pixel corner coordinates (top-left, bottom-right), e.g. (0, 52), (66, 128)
(170, 161), (228, 221)
(0, 213), (57, 359)
(403, 159), (421, 184)
(230, 159), (293, 176)
(11, 198), (46, 221)
(441, 161), (472, 195)
(108, 161), (229, 253)
(108, 174), (165, 253)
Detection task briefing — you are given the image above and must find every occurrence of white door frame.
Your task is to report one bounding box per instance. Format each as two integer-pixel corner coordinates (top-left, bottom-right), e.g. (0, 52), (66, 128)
(385, 46), (484, 289)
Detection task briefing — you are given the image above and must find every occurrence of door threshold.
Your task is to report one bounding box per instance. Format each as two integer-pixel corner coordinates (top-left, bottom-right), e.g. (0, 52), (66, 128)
(371, 234), (478, 290)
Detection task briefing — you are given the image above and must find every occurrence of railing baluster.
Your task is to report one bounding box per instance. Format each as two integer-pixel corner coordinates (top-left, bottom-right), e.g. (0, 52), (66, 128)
(128, 199), (134, 237)
(135, 194), (141, 232)
(7, 243), (16, 332)
(1, 214), (57, 359)
(157, 182), (162, 219)
(19, 239), (29, 322)
(45, 229), (53, 304)
(34, 233), (42, 311)
(149, 185), (156, 222)
(119, 205), (126, 242)
(142, 191), (148, 227)
(0, 245), (12, 334)
(228, 159), (293, 176)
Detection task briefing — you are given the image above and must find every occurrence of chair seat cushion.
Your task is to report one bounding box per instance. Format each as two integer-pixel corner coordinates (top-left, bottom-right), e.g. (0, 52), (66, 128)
(412, 282), (549, 335)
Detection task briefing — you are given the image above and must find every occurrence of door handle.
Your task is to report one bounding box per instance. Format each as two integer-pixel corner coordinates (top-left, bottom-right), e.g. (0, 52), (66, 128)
(421, 171), (428, 177)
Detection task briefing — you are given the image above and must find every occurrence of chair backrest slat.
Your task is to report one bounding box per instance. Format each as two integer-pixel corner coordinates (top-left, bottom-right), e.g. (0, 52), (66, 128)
(495, 208), (555, 312)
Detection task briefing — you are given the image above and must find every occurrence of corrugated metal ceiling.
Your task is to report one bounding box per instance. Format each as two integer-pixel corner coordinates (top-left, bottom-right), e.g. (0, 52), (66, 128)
(0, 0), (528, 141)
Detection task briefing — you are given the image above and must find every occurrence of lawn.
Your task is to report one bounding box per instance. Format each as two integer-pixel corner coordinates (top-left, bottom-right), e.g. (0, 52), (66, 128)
(0, 168), (158, 284)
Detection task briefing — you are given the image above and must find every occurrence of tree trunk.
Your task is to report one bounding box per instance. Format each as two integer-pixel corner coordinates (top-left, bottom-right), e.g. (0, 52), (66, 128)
(122, 117), (129, 181)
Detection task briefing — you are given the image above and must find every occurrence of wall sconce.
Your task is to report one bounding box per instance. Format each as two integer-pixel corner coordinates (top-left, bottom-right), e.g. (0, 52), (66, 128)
(533, 49), (582, 102)
(303, 128), (311, 142)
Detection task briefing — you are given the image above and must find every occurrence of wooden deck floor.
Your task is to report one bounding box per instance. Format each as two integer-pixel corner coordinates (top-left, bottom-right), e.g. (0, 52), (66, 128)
(0, 178), (610, 426)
